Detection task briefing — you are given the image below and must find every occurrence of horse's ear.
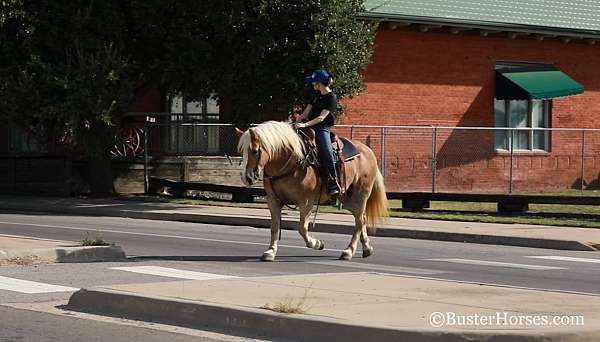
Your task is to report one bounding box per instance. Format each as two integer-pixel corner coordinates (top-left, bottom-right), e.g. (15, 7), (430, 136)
(234, 127), (244, 137)
(249, 128), (258, 141)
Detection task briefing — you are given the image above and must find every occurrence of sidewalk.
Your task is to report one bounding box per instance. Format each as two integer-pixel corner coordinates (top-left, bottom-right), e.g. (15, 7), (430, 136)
(1, 195), (599, 251)
(0, 234), (125, 264)
(67, 272), (600, 341)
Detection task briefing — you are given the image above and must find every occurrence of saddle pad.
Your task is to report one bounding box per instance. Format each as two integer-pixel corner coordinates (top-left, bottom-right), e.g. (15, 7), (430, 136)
(339, 137), (360, 161)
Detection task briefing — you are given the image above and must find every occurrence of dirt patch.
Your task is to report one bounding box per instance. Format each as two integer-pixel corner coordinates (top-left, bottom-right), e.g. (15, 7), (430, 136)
(0, 255), (52, 266)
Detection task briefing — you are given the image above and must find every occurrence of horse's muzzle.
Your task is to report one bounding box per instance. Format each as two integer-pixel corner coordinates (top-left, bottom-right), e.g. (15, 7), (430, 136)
(244, 171), (260, 185)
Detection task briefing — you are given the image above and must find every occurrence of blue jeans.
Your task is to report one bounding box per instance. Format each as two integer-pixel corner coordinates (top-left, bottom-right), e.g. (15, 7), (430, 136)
(314, 125), (339, 192)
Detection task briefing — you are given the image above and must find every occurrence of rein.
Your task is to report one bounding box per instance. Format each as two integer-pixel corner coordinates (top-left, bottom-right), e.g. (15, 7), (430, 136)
(263, 152), (298, 183)
(260, 138), (324, 240)
(262, 151), (299, 241)
(262, 149), (300, 213)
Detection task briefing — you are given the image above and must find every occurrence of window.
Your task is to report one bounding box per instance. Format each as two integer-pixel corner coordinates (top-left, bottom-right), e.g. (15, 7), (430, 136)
(165, 95), (220, 155)
(494, 98), (550, 151)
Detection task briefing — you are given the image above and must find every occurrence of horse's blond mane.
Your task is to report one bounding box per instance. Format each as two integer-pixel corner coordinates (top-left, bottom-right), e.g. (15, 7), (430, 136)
(237, 121), (304, 160)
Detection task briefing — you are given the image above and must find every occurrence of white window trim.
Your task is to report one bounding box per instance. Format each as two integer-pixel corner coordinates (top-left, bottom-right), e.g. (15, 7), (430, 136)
(165, 94), (221, 154)
(494, 99), (551, 153)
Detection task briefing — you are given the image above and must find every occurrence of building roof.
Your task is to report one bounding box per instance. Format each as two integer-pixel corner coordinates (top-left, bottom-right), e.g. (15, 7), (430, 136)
(362, 0), (600, 38)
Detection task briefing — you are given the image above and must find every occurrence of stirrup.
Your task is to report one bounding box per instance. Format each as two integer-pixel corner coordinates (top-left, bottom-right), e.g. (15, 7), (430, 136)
(326, 177), (340, 196)
(327, 188), (340, 197)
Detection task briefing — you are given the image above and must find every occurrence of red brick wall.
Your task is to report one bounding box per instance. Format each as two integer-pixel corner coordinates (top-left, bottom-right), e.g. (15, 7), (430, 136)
(339, 27), (600, 192)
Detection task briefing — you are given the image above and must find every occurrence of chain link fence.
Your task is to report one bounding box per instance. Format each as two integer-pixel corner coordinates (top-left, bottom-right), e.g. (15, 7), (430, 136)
(140, 118), (600, 194)
(145, 121), (237, 157)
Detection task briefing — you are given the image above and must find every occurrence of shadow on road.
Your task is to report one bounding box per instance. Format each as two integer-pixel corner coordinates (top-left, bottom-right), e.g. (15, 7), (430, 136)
(126, 255), (336, 262)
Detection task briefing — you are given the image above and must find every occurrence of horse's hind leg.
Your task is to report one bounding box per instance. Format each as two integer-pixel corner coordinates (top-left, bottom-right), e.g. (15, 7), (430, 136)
(262, 197), (282, 262)
(340, 189), (374, 260)
(298, 203), (325, 250)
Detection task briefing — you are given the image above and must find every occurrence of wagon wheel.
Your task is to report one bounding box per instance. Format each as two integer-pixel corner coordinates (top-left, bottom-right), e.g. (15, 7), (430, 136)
(110, 127), (144, 157)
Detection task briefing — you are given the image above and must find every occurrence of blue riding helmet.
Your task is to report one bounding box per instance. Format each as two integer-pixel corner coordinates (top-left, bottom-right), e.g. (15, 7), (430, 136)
(304, 69), (330, 85)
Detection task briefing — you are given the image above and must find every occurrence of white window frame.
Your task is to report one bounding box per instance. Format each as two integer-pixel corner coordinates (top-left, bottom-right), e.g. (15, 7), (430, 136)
(166, 94), (220, 155)
(494, 98), (551, 152)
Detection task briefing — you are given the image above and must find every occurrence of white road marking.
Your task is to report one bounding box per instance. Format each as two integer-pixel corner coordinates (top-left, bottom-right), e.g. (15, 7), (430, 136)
(0, 233), (66, 243)
(309, 260), (449, 275)
(526, 256), (600, 264)
(110, 266), (239, 280)
(77, 204), (126, 208)
(0, 221), (342, 253)
(0, 276), (78, 294)
(424, 258), (566, 270)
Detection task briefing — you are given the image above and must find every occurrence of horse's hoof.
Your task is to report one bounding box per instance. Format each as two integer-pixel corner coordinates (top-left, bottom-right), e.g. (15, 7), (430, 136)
(339, 251), (352, 261)
(362, 247), (374, 258)
(317, 240), (325, 250)
(261, 253), (275, 262)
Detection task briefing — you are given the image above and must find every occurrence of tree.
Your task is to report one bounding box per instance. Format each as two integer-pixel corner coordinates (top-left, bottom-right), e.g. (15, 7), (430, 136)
(206, 0), (376, 123)
(1, 1), (135, 196)
(0, 0), (376, 196)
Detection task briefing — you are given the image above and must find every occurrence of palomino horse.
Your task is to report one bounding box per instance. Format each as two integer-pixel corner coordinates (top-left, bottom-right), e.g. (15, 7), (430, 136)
(236, 121), (388, 261)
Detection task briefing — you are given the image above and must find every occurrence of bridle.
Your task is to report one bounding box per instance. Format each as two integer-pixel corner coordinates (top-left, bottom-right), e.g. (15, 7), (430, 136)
(247, 129), (317, 184)
(247, 142), (301, 201)
(249, 147), (264, 183)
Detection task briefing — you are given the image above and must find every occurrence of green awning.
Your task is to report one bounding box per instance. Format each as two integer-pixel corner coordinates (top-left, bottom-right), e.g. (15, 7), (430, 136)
(495, 65), (584, 100)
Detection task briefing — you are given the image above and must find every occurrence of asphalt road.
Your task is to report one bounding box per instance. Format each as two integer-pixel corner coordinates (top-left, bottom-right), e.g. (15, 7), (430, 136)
(1, 211), (600, 341)
(0, 305), (261, 342)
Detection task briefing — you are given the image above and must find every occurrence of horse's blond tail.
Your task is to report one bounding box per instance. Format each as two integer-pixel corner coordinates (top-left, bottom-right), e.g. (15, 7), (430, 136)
(365, 170), (389, 233)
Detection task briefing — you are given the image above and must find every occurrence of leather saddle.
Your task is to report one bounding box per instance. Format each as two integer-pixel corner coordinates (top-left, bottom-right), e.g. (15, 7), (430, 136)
(298, 128), (360, 195)
(299, 128), (360, 162)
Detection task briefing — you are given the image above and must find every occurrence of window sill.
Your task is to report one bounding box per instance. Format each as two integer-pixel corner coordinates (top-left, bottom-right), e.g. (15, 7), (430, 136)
(495, 149), (550, 156)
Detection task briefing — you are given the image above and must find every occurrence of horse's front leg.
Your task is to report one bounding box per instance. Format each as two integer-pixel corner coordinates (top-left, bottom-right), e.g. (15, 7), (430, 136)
(298, 203), (325, 251)
(340, 201), (367, 261)
(261, 197), (282, 262)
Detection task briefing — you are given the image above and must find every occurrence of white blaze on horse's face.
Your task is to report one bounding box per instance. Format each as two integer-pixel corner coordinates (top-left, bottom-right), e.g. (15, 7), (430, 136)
(241, 147), (250, 186)
(240, 128), (264, 186)
(241, 147), (261, 186)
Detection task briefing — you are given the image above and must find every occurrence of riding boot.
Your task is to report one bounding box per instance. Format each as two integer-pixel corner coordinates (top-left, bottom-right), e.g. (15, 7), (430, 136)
(326, 176), (340, 196)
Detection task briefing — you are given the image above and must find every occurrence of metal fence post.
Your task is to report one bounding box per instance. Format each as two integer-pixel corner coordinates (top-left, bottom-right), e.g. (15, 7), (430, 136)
(581, 130), (586, 192)
(143, 119), (149, 194)
(509, 128), (514, 194)
(381, 127), (386, 177)
(350, 125), (355, 140)
(176, 114), (180, 155)
(432, 127), (437, 193)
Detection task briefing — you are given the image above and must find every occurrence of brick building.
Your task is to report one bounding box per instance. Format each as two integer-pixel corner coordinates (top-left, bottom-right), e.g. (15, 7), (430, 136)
(338, 0), (600, 192)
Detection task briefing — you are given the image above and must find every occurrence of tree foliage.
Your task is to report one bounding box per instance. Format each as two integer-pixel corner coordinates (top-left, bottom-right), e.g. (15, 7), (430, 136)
(0, 0), (376, 195)
(212, 0), (377, 122)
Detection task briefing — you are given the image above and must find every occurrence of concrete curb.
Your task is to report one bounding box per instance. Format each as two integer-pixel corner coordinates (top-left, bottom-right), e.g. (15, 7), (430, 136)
(0, 245), (126, 263)
(2, 203), (597, 252)
(66, 287), (599, 342)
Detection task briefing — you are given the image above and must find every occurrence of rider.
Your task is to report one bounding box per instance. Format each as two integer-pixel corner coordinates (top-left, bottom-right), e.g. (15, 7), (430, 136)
(294, 69), (340, 197)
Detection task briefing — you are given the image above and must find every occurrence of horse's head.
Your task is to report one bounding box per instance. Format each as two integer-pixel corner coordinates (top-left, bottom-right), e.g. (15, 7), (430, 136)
(236, 127), (269, 186)
(236, 121), (304, 186)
